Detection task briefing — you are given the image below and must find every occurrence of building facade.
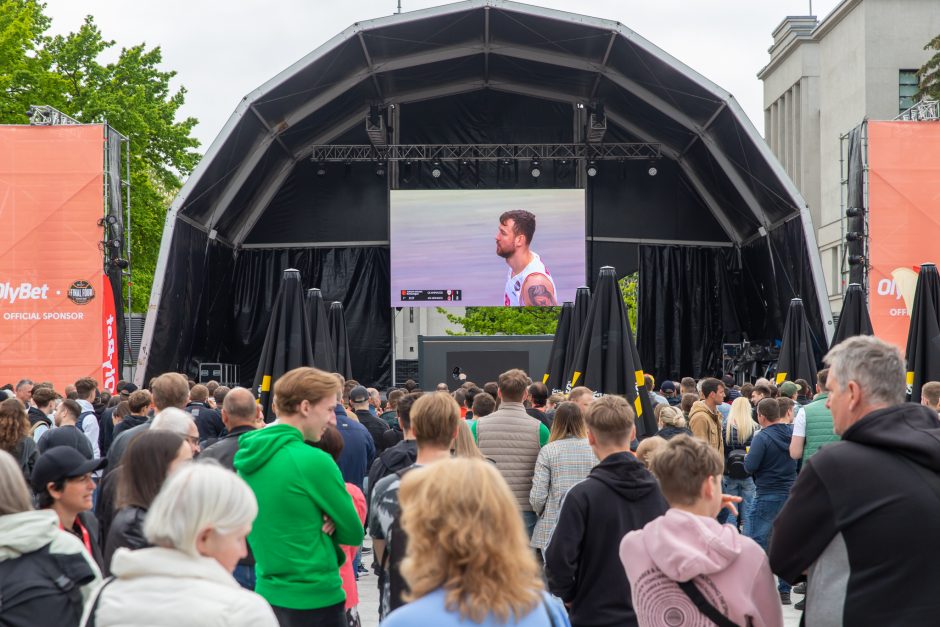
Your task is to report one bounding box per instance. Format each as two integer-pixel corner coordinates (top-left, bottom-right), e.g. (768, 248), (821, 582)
(758, 0), (940, 310)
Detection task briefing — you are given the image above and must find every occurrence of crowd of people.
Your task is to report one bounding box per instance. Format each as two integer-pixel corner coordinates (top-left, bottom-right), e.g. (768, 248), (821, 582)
(1, 334), (939, 626)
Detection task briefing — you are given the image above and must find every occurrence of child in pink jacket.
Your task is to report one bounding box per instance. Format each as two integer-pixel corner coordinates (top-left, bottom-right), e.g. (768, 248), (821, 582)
(620, 435), (783, 627)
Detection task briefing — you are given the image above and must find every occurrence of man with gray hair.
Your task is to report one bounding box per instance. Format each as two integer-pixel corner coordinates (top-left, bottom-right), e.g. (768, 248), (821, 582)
(769, 335), (940, 626)
(201, 387), (263, 469)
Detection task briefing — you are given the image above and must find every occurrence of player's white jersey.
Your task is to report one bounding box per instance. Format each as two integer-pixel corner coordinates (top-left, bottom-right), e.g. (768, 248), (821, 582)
(504, 252), (556, 306)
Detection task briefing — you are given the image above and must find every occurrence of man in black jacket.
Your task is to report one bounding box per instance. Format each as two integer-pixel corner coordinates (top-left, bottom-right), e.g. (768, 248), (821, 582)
(187, 384), (225, 444)
(545, 395), (668, 627)
(38, 400), (93, 459)
(199, 386), (261, 589)
(366, 392), (421, 512)
(350, 385), (389, 454)
(770, 335), (940, 626)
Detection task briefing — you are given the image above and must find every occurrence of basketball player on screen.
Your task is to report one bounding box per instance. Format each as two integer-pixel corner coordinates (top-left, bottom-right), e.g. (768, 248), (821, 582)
(496, 210), (557, 306)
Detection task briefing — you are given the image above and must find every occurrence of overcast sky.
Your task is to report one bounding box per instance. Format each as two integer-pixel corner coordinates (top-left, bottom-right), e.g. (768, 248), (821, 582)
(42, 0), (843, 150)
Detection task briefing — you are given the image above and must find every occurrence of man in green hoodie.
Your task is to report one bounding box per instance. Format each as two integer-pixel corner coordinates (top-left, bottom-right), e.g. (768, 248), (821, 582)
(235, 367), (364, 627)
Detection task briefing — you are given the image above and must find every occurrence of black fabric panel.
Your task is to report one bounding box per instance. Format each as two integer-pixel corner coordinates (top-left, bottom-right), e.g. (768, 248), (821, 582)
(739, 220), (828, 365)
(244, 161), (389, 245)
(587, 159), (729, 243)
(846, 125), (865, 284)
(144, 220), (211, 380)
(637, 246), (728, 381)
(398, 91), (575, 190)
(221, 247), (391, 389)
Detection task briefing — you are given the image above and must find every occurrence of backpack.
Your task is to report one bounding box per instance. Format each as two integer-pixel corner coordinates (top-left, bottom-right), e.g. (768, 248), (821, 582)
(75, 410), (96, 434)
(379, 466), (416, 615)
(0, 544), (96, 627)
(725, 448), (750, 480)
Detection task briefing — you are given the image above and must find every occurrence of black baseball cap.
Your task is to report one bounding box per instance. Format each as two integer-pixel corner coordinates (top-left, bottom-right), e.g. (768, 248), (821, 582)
(349, 385), (370, 403)
(31, 446), (107, 493)
(118, 382), (139, 395)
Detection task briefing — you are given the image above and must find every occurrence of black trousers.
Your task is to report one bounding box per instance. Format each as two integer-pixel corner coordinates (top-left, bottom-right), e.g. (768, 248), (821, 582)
(272, 601), (346, 627)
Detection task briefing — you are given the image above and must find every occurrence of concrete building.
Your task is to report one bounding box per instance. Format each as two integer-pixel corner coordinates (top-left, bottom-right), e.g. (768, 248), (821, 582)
(758, 0), (940, 310)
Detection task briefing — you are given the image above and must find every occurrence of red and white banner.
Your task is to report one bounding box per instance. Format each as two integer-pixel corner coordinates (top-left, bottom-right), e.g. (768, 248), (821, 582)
(101, 274), (118, 393)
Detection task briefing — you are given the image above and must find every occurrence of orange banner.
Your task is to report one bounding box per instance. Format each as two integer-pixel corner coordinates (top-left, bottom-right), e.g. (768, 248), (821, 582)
(0, 125), (106, 393)
(868, 121), (940, 353)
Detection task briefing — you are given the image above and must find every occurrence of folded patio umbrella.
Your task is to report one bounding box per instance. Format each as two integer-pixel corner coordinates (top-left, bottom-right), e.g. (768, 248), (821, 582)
(329, 301), (354, 380)
(252, 268), (314, 421)
(567, 267), (656, 437)
(305, 288), (337, 373)
(775, 298), (818, 386)
(829, 282), (874, 349)
(543, 302), (573, 393)
(905, 263), (940, 402)
(563, 286), (591, 388)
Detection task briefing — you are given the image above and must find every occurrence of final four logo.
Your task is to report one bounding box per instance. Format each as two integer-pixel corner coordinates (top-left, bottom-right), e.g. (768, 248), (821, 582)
(67, 280), (95, 305)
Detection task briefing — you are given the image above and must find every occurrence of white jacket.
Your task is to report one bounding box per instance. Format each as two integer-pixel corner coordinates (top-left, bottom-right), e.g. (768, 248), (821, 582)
(84, 547), (278, 627)
(0, 509), (102, 603)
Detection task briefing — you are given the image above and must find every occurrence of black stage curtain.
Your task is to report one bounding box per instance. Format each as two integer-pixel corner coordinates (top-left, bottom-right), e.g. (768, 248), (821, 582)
(637, 246), (736, 381)
(638, 222), (827, 382)
(145, 224), (391, 389)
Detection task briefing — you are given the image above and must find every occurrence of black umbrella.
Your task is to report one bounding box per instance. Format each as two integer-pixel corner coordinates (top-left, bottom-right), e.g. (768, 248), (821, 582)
(830, 283), (874, 349)
(563, 286), (591, 387)
(566, 267), (657, 437)
(775, 298), (817, 386)
(905, 263), (940, 402)
(329, 301), (354, 380)
(542, 302), (573, 393)
(305, 288), (337, 372)
(253, 268), (314, 421)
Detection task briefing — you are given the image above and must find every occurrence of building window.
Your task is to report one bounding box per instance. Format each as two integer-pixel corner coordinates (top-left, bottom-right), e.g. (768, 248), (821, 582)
(900, 70), (919, 113)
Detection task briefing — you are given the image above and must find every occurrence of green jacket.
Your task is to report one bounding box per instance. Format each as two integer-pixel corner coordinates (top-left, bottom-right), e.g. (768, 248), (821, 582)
(802, 392), (840, 462)
(234, 424), (364, 610)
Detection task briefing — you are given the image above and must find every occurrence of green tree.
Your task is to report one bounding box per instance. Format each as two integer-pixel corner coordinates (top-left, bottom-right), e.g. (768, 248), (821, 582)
(440, 272), (639, 335)
(0, 3), (200, 310)
(917, 34), (940, 101)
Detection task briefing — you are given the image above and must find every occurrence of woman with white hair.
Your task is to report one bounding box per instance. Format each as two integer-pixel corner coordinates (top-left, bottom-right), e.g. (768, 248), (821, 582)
(83, 461), (277, 626)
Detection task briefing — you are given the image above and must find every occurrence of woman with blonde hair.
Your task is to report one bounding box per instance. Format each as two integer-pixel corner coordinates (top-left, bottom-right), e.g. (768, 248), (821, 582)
(722, 396), (760, 533)
(655, 405), (692, 441)
(452, 420), (485, 460)
(383, 458), (569, 626)
(529, 401), (596, 556)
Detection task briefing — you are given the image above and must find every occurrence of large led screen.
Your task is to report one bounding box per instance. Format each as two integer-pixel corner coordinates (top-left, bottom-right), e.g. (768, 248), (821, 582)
(391, 189), (585, 307)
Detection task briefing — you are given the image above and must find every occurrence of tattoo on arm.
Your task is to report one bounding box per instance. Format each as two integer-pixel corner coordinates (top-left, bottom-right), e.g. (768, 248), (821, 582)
(527, 284), (557, 306)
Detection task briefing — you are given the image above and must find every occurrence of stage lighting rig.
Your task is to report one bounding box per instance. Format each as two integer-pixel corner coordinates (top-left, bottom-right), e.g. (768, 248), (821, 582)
(430, 161), (442, 178)
(587, 103), (607, 144)
(586, 160), (598, 177)
(529, 160), (542, 178)
(366, 105), (387, 147)
(316, 162), (327, 176)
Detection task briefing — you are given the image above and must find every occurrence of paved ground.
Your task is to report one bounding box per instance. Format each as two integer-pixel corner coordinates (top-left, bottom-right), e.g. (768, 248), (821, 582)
(355, 538), (802, 626)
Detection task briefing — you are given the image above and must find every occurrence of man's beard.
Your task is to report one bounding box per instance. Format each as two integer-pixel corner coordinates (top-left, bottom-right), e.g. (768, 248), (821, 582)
(496, 244), (514, 259)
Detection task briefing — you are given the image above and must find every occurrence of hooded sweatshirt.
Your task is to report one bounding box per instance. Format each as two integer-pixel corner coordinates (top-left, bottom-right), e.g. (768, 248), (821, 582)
(544, 451), (668, 627)
(744, 422), (795, 495)
(234, 424), (364, 610)
(0, 509), (102, 604)
(620, 509), (783, 627)
(770, 403), (940, 627)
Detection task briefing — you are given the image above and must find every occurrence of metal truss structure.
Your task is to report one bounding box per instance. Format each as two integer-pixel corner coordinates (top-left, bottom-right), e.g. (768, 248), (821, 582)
(27, 105), (82, 126)
(896, 99), (939, 121)
(309, 142), (661, 162)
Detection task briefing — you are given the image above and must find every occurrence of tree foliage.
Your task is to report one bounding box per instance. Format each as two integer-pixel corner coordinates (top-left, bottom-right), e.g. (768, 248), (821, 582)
(440, 272), (639, 335)
(917, 34), (940, 102)
(0, 1), (200, 310)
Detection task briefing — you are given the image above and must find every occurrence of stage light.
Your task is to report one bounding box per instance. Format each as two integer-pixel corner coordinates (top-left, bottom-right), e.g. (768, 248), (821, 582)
(375, 161), (386, 176)
(845, 231), (864, 242)
(316, 162), (327, 176)
(529, 160), (541, 178)
(586, 160), (598, 177)
(846, 207), (865, 218)
(431, 161), (442, 178)
(848, 255), (866, 266)
(111, 258), (129, 270)
(648, 160), (658, 177)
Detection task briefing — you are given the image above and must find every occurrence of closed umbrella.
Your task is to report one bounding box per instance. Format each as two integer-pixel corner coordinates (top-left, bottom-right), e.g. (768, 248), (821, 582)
(329, 301), (354, 380)
(830, 283), (874, 349)
(305, 288), (337, 372)
(542, 302), (573, 393)
(775, 298), (818, 386)
(567, 267), (656, 437)
(253, 268), (314, 422)
(905, 263), (940, 402)
(563, 286), (591, 387)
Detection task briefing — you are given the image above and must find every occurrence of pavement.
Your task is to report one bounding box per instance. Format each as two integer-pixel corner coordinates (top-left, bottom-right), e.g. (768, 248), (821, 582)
(355, 538), (803, 626)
